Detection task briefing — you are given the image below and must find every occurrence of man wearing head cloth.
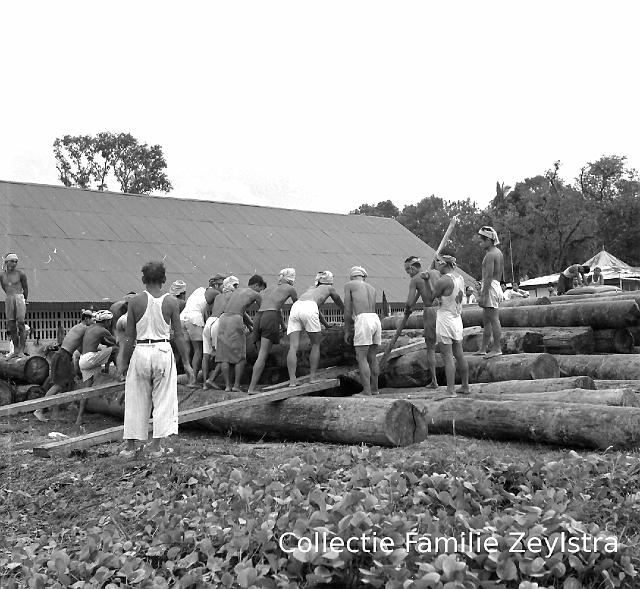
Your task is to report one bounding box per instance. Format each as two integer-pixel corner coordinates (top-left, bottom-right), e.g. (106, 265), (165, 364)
(476, 225), (505, 358)
(343, 265), (381, 396)
(34, 309), (95, 423)
(402, 255), (440, 388)
(430, 249), (470, 395)
(76, 310), (118, 424)
(204, 273), (227, 317)
(1, 253), (29, 358)
(247, 268), (299, 393)
(202, 275), (239, 389)
(286, 270), (344, 387)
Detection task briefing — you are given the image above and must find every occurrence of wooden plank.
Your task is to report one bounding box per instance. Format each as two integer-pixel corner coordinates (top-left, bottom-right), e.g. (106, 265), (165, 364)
(33, 378), (340, 457)
(262, 367), (353, 391)
(0, 382), (123, 417)
(384, 341), (425, 361)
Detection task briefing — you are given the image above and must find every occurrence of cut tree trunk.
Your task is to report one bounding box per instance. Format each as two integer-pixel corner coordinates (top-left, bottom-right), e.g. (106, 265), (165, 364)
(0, 355), (49, 385)
(551, 292), (640, 304)
(555, 354), (640, 380)
(381, 300), (640, 331)
(377, 376), (595, 396)
(462, 326), (544, 354)
(533, 327), (595, 355)
(593, 329), (635, 354)
(414, 398), (640, 449)
(382, 351), (559, 387)
(500, 296), (551, 308)
(379, 388), (638, 407)
(86, 390), (428, 447)
(595, 380), (640, 391)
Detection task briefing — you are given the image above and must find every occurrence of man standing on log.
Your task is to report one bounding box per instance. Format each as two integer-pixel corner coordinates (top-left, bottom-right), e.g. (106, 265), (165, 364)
(477, 226), (504, 358)
(203, 276), (240, 389)
(343, 266), (381, 396)
(34, 309), (94, 423)
(403, 256), (439, 388)
(217, 275), (265, 392)
(287, 271), (344, 387)
(1, 253), (29, 359)
(118, 261), (194, 458)
(431, 251), (470, 395)
(247, 268), (298, 394)
(77, 310), (118, 425)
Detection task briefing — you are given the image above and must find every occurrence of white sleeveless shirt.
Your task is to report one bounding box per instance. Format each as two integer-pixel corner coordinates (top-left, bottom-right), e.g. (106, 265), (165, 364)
(137, 291), (171, 340)
(438, 274), (465, 317)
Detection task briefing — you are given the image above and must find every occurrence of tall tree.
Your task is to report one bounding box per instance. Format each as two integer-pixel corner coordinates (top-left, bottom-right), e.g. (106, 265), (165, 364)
(53, 132), (172, 195)
(350, 200), (400, 218)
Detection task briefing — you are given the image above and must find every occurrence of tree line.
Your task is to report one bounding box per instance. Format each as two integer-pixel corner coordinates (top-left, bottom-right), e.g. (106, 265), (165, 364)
(351, 156), (640, 280)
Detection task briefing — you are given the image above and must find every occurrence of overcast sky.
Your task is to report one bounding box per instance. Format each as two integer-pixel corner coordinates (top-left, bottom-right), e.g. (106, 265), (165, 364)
(1, 1), (638, 213)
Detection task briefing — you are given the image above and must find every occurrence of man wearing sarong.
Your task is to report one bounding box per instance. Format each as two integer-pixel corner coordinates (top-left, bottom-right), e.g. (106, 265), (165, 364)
(476, 226), (505, 358)
(118, 261), (194, 459)
(431, 251), (470, 395)
(557, 264), (589, 295)
(343, 266), (381, 396)
(34, 309), (94, 423)
(403, 256), (440, 389)
(1, 253), (29, 358)
(77, 310), (117, 424)
(287, 271), (344, 387)
(217, 275), (265, 392)
(203, 275), (239, 389)
(247, 268), (298, 394)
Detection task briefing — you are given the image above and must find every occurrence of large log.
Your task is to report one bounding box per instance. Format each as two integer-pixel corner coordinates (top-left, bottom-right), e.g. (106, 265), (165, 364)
(595, 379), (640, 391)
(414, 398), (640, 449)
(462, 327), (544, 354)
(551, 291), (640, 304)
(379, 388), (638, 407)
(378, 376), (595, 396)
(0, 355), (49, 385)
(382, 351), (559, 387)
(86, 389), (428, 447)
(533, 327), (595, 355)
(555, 354), (640, 380)
(498, 296), (551, 308)
(381, 300), (640, 331)
(593, 328), (635, 354)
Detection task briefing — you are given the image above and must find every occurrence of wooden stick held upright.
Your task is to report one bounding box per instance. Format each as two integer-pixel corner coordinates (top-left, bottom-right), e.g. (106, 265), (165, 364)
(382, 216), (459, 362)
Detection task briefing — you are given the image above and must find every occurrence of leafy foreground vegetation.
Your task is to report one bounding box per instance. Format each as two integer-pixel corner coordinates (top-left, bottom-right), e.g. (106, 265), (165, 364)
(1, 413), (640, 588)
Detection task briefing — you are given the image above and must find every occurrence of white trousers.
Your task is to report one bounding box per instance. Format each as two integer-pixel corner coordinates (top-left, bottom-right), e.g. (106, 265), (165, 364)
(123, 342), (178, 441)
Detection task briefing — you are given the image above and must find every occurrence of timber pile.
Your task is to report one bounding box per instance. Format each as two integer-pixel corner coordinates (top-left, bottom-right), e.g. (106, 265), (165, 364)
(0, 355), (49, 386)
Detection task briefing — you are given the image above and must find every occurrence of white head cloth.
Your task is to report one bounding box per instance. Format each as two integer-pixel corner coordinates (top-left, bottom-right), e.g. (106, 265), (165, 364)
(478, 226), (500, 245)
(279, 268), (296, 285)
(222, 275), (240, 293)
(315, 271), (334, 286)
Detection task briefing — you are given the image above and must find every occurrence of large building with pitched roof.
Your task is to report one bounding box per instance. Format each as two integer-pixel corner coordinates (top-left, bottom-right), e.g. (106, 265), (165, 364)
(0, 180), (474, 343)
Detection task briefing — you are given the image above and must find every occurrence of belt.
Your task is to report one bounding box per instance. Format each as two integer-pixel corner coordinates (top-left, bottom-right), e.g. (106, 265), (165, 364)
(136, 338), (170, 344)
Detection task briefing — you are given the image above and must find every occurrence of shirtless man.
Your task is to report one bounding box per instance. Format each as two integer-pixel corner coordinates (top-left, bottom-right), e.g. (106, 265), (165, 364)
(287, 271), (344, 386)
(34, 309), (94, 422)
(1, 253), (29, 358)
(204, 274), (227, 319)
(430, 251), (469, 395)
(203, 276), (239, 389)
(403, 256), (439, 388)
(247, 268), (298, 394)
(343, 266), (381, 396)
(217, 275), (266, 392)
(77, 310), (117, 424)
(476, 226), (505, 358)
(105, 292), (136, 372)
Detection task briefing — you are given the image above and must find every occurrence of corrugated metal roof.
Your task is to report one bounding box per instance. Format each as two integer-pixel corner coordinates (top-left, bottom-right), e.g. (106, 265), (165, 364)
(0, 180), (476, 302)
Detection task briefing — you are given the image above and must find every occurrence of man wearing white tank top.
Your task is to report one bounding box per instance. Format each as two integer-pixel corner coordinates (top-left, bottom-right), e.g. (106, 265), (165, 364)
(117, 261), (194, 458)
(431, 250), (470, 396)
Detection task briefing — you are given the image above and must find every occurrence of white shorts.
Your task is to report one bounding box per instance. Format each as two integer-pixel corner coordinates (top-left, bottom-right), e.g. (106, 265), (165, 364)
(480, 279), (504, 309)
(287, 300), (321, 334)
(353, 313), (381, 346)
(78, 347), (113, 381)
(436, 311), (463, 345)
(202, 316), (219, 356)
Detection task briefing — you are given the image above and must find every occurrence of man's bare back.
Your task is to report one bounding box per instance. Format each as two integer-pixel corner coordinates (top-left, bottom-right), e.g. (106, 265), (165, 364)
(224, 288), (262, 314)
(259, 284), (297, 312)
(344, 280), (376, 315)
(299, 284), (343, 307)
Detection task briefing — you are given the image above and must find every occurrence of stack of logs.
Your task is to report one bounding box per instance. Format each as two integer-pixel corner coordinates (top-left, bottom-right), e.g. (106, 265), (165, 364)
(376, 288), (640, 449)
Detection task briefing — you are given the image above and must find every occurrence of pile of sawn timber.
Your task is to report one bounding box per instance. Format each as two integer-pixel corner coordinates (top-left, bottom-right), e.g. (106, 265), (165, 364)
(377, 289), (640, 449)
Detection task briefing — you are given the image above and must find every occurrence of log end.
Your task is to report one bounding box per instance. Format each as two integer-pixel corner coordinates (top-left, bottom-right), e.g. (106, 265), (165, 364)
(384, 400), (428, 446)
(575, 376), (596, 390)
(530, 353), (560, 380)
(26, 356), (50, 385)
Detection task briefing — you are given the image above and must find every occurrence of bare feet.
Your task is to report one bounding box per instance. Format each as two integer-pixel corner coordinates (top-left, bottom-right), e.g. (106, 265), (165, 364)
(472, 350), (486, 356)
(288, 381), (299, 388)
(204, 380), (222, 391)
(484, 350), (502, 359)
(455, 388), (471, 395)
(231, 386), (243, 393)
(34, 409), (49, 422)
(426, 381), (439, 389)
(247, 389), (260, 395)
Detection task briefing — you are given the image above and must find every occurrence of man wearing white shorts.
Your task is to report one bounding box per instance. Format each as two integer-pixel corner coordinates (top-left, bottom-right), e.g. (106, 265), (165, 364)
(343, 266), (381, 395)
(432, 251), (469, 396)
(286, 271), (344, 386)
(477, 226), (505, 358)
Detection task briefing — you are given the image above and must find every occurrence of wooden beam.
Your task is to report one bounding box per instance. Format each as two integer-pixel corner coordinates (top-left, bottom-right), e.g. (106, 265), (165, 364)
(33, 378), (340, 457)
(0, 382), (123, 417)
